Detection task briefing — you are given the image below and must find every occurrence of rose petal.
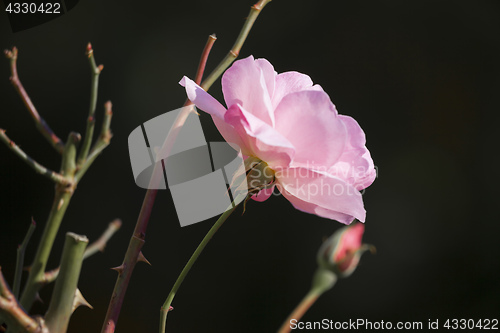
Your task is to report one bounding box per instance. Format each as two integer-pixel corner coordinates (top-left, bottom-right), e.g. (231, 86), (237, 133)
(329, 115), (376, 190)
(225, 104), (295, 169)
(222, 56), (274, 126)
(274, 90), (347, 169)
(212, 115), (252, 155)
(179, 76), (226, 120)
(255, 58), (276, 94)
(276, 167), (366, 223)
(272, 71), (323, 109)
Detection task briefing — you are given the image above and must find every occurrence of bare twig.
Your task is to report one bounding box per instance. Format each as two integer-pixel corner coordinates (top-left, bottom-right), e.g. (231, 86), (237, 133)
(12, 219), (36, 299)
(0, 129), (68, 185)
(77, 43), (103, 166)
(83, 218), (122, 259)
(201, 0), (272, 90)
(4, 48), (64, 153)
(0, 267), (47, 333)
(195, 34), (217, 85)
(75, 101), (113, 183)
(3, 45), (114, 315)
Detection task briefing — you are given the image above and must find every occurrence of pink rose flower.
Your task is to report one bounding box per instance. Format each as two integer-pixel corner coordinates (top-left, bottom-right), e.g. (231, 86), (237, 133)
(180, 56), (375, 224)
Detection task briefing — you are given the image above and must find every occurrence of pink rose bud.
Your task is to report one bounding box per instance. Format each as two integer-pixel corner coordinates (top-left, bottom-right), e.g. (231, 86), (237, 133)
(317, 223), (374, 278)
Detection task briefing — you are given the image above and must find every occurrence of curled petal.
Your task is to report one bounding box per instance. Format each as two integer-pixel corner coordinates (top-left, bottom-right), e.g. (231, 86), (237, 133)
(276, 168), (366, 223)
(180, 76), (226, 119)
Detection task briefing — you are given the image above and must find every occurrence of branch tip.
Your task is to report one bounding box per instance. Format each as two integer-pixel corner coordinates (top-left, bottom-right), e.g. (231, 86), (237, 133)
(86, 43), (93, 55)
(111, 219), (122, 229)
(4, 47), (18, 59)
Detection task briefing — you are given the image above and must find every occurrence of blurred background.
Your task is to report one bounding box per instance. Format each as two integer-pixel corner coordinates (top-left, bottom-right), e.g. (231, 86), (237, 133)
(1, 0), (499, 332)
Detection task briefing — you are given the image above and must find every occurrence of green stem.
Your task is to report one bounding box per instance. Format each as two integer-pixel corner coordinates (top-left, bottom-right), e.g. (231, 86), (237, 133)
(159, 193), (246, 333)
(201, 0), (272, 90)
(0, 129), (68, 185)
(277, 269), (337, 333)
(77, 43), (102, 166)
(75, 101), (113, 183)
(20, 189), (74, 310)
(20, 132), (80, 310)
(12, 219), (36, 299)
(45, 233), (88, 333)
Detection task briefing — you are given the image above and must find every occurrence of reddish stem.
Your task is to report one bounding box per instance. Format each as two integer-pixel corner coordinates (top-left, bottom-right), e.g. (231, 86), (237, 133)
(278, 291), (320, 333)
(4, 48), (65, 153)
(101, 35), (215, 333)
(194, 34), (217, 85)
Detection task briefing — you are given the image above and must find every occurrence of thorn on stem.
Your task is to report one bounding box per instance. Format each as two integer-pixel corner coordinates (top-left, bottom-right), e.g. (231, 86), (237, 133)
(111, 264), (124, 275)
(137, 252), (151, 266)
(72, 288), (93, 313)
(98, 64), (104, 72)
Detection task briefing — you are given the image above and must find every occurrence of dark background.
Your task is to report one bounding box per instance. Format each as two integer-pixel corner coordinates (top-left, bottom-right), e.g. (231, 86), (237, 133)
(1, 0), (499, 332)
